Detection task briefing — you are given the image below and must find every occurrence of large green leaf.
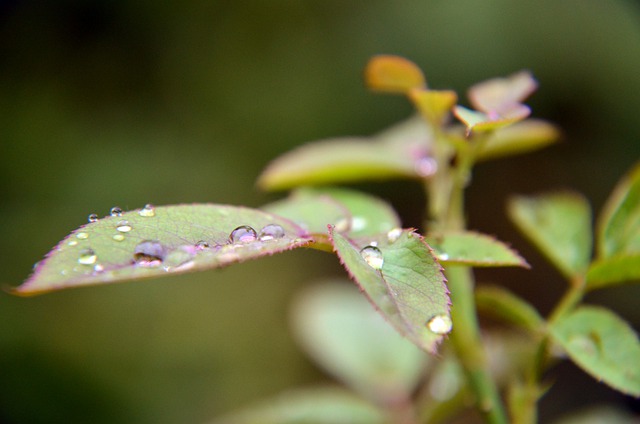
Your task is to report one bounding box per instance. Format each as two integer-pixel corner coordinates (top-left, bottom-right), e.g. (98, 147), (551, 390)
(549, 306), (640, 396)
(425, 231), (529, 268)
(597, 161), (640, 258)
(508, 192), (592, 279)
(13, 205), (312, 295)
(330, 228), (450, 353)
(586, 254), (640, 290)
(291, 282), (426, 404)
(210, 387), (386, 424)
(257, 116), (434, 190)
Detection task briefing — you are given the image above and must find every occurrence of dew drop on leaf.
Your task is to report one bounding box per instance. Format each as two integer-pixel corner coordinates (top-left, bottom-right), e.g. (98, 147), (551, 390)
(93, 264), (105, 273)
(113, 234), (125, 242)
(415, 156), (438, 177)
(360, 245), (384, 270)
(88, 213), (99, 223)
(68, 240), (78, 246)
(195, 240), (210, 250)
(110, 206), (123, 217)
(133, 240), (166, 267)
(387, 228), (402, 243)
(116, 220), (132, 233)
(426, 314), (453, 335)
(229, 225), (257, 244)
(258, 224), (285, 241)
(139, 204), (156, 217)
(78, 248), (97, 265)
(335, 218), (350, 233)
(76, 232), (89, 240)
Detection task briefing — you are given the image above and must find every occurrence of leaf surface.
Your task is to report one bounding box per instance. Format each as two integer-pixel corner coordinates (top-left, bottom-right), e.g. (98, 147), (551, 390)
(549, 306), (640, 396)
(586, 254), (640, 290)
(508, 192), (592, 279)
(364, 55), (426, 94)
(210, 387), (386, 424)
(425, 231), (529, 268)
(598, 161), (640, 258)
(291, 282), (426, 404)
(476, 119), (561, 161)
(475, 286), (544, 332)
(257, 116), (433, 190)
(14, 205), (312, 295)
(330, 228), (450, 353)
(468, 70), (537, 115)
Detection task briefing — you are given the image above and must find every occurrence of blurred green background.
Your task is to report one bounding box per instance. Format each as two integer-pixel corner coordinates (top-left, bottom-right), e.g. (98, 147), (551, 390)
(1, 1), (639, 423)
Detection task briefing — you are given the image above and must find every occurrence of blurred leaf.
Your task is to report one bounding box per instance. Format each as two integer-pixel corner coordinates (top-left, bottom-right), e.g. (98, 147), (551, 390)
(426, 231), (529, 268)
(257, 116), (433, 191)
(453, 105), (530, 136)
(364, 55), (426, 94)
(508, 192), (592, 279)
(14, 205), (311, 295)
(330, 228), (450, 353)
(549, 306), (640, 396)
(291, 282), (426, 404)
(476, 119), (561, 161)
(475, 285), (544, 332)
(468, 70), (537, 115)
(597, 161), (640, 258)
(408, 88), (457, 125)
(586, 254), (640, 290)
(552, 405), (639, 424)
(210, 387), (387, 424)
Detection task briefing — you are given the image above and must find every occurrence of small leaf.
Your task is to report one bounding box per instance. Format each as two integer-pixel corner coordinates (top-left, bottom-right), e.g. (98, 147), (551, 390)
(364, 55), (426, 94)
(210, 386), (386, 424)
(257, 116), (433, 190)
(408, 88), (458, 125)
(14, 205), (312, 295)
(453, 105), (530, 136)
(468, 70), (537, 115)
(549, 306), (640, 396)
(508, 192), (592, 279)
(425, 231), (529, 268)
(586, 254), (640, 290)
(597, 161), (640, 258)
(291, 282), (426, 404)
(476, 119), (561, 161)
(475, 286), (544, 332)
(330, 228), (450, 353)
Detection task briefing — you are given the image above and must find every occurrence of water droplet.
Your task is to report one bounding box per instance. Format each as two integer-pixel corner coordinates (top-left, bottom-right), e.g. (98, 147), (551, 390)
(335, 218), (350, 233)
(387, 228), (402, 243)
(229, 225), (257, 243)
(68, 240), (78, 246)
(110, 206), (123, 217)
(569, 335), (598, 357)
(76, 232), (89, 240)
(427, 314), (453, 335)
(93, 264), (105, 273)
(439, 253), (450, 261)
(415, 156), (438, 177)
(369, 241), (378, 247)
(195, 240), (210, 250)
(139, 204), (156, 217)
(88, 213), (99, 223)
(258, 224), (285, 241)
(351, 216), (367, 232)
(78, 248), (97, 265)
(112, 234), (125, 242)
(116, 220), (132, 232)
(360, 245), (384, 270)
(133, 240), (166, 267)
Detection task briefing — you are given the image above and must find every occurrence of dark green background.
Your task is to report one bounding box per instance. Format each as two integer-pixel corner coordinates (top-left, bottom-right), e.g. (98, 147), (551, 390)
(1, 1), (639, 422)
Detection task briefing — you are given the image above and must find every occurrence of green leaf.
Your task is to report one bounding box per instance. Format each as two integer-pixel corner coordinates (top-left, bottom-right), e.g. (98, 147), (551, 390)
(597, 161), (640, 258)
(586, 254), (640, 290)
(453, 105), (530, 136)
(549, 306), (640, 396)
(291, 282), (426, 404)
(425, 231), (529, 268)
(364, 55), (426, 94)
(210, 387), (386, 424)
(408, 88), (458, 125)
(476, 119), (561, 161)
(330, 228), (451, 353)
(475, 286), (544, 332)
(13, 205), (312, 295)
(257, 116), (434, 191)
(508, 192), (592, 279)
